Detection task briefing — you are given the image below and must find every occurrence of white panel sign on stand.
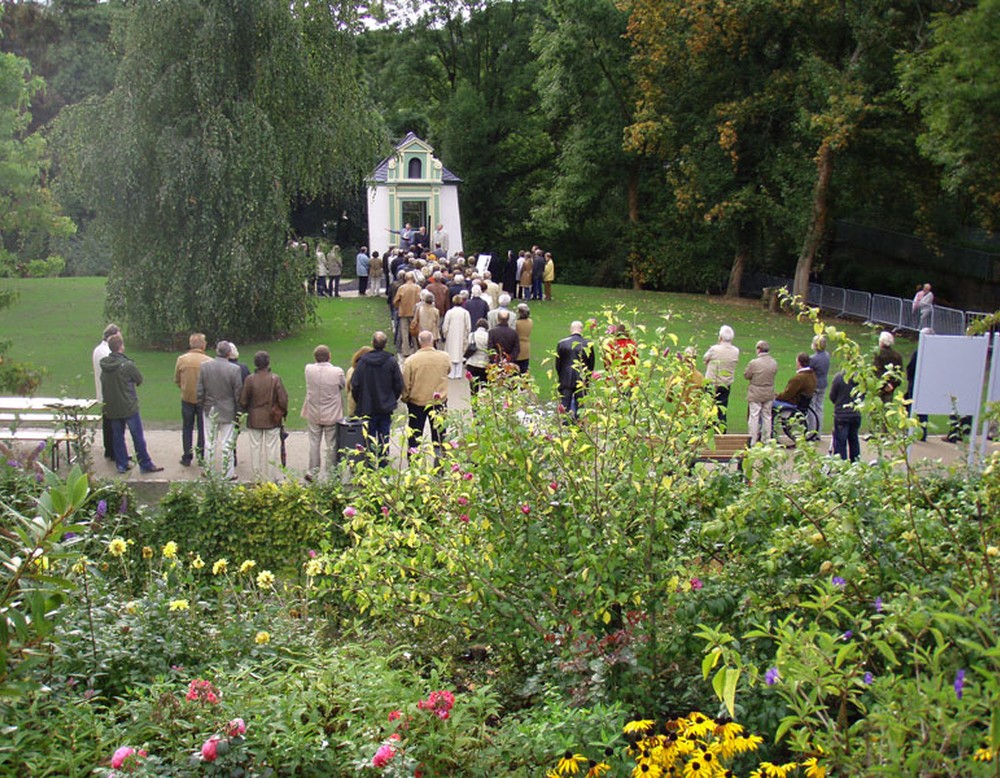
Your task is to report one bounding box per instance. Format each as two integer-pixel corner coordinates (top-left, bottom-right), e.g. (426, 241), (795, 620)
(911, 333), (990, 466)
(982, 333), (1000, 461)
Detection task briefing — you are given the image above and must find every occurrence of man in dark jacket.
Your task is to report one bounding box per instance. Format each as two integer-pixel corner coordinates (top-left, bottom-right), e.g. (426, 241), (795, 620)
(556, 320), (595, 418)
(350, 331), (403, 467)
(531, 250), (546, 301)
(487, 310), (520, 365)
(100, 334), (164, 474)
(829, 370), (862, 461)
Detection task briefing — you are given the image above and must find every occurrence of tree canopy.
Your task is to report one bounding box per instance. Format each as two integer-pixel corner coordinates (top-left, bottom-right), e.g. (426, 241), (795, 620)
(53, 0), (386, 345)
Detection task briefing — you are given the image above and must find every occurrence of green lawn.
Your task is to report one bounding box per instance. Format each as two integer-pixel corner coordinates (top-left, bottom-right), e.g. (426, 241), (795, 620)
(1, 277), (910, 432)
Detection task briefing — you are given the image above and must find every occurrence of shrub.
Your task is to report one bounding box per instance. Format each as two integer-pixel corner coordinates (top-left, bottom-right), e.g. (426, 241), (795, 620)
(152, 479), (348, 576)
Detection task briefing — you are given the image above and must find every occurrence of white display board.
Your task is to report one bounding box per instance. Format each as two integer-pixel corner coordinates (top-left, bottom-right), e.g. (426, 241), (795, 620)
(476, 254), (491, 275)
(989, 333), (1000, 403)
(911, 334), (989, 415)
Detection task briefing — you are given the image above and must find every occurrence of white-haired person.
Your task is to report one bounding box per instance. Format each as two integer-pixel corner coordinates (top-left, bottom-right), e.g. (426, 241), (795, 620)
(873, 331), (903, 404)
(703, 325), (740, 432)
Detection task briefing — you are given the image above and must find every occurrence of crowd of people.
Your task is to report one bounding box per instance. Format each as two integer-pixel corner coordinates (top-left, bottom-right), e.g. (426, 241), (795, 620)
(91, 239), (934, 482)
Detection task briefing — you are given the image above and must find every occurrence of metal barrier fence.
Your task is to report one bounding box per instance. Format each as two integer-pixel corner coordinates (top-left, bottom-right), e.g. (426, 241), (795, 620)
(746, 274), (992, 335)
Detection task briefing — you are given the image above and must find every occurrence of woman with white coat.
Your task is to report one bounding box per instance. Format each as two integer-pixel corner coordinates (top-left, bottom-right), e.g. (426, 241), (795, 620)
(441, 295), (472, 379)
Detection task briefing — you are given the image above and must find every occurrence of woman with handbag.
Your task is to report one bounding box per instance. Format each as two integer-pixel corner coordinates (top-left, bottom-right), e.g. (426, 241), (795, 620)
(238, 351), (288, 481)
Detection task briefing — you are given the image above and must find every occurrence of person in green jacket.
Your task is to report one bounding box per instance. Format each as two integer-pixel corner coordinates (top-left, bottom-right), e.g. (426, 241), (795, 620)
(100, 333), (164, 475)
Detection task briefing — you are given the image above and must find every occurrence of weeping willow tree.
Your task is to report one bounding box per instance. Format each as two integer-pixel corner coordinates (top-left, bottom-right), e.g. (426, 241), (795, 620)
(54, 0), (386, 344)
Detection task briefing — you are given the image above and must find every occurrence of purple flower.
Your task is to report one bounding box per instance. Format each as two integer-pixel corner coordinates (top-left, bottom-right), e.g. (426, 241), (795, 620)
(832, 576), (846, 586)
(841, 630), (853, 641)
(954, 669), (965, 700)
(7, 459), (20, 468)
(874, 596), (883, 613)
(765, 667), (780, 686)
(118, 496), (128, 515)
(863, 672), (873, 685)
(96, 500), (108, 519)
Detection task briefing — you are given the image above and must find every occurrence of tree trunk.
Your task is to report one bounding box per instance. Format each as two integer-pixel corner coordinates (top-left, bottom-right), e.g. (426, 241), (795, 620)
(725, 221), (751, 297)
(627, 161), (642, 290)
(793, 140), (834, 300)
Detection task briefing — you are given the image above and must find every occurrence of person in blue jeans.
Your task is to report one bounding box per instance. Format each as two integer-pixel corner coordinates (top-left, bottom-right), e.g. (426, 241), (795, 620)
(100, 333), (163, 474)
(829, 370), (862, 462)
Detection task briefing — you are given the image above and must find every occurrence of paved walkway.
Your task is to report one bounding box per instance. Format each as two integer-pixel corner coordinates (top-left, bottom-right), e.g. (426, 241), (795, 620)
(87, 374), (474, 485)
(88, 406), (993, 488)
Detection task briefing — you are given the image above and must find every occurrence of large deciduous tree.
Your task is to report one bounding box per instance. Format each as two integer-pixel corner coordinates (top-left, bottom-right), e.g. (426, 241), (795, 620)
(0, 43), (75, 278)
(54, 0), (385, 345)
(621, 0), (951, 298)
(0, 40), (74, 391)
(900, 0), (1000, 230)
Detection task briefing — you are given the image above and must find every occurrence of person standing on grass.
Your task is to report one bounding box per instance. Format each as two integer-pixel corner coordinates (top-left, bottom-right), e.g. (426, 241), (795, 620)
(92, 323), (120, 461)
(543, 252), (555, 301)
(174, 332), (212, 467)
(744, 340), (778, 445)
(917, 283), (934, 329)
(556, 320), (595, 418)
(238, 351), (288, 482)
(198, 341), (243, 480)
(301, 345), (346, 480)
(100, 333), (164, 475)
(703, 325), (740, 432)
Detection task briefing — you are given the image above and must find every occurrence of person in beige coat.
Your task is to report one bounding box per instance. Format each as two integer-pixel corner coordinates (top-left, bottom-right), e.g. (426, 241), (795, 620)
(412, 290), (441, 346)
(301, 345), (346, 480)
(393, 272), (422, 356)
(174, 332), (212, 466)
(744, 340), (778, 445)
(401, 330), (451, 460)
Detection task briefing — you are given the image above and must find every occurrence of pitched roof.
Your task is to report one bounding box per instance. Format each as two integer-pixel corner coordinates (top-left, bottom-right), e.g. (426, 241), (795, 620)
(370, 132), (462, 183)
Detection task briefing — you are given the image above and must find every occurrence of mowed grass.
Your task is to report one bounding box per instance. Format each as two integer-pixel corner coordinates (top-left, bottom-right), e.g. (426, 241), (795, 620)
(0, 277), (911, 432)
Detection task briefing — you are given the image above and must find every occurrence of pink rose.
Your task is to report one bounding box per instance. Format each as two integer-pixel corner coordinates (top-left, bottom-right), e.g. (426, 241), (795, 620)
(457, 496), (469, 506)
(520, 504), (531, 515)
(549, 481), (559, 491)
(459, 514), (470, 523)
(201, 736), (221, 762)
(690, 577), (703, 590)
(111, 746), (135, 769)
(372, 743), (397, 768)
(307, 549), (317, 558)
(464, 371), (473, 380)
(381, 505), (390, 516)
(343, 506), (357, 518)
(451, 463), (461, 472)
(225, 717), (246, 737)
(388, 709), (402, 722)
(463, 472), (473, 481)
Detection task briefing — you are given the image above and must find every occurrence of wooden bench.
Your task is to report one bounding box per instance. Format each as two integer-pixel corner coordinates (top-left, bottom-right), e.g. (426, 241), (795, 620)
(0, 397), (101, 469)
(694, 433), (749, 468)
